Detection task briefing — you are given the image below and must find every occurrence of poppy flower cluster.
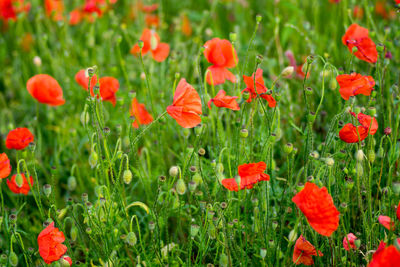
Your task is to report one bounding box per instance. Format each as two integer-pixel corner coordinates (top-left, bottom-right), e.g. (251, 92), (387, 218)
(5, 128), (34, 150)
(342, 23), (378, 63)
(242, 68), (276, 107)
(27, 74), (65, 106)
(44, 0), (64, 21)
(130, 28), (170, 62)
(38, 222), (68, 264)
(69, 0), (117, 25)
(0, 153), (11, 179)
(293, 235), (323, 265)
(336, 72), (375, 100)
(167, 78), (202, 128)
(203, 38), (238, 86)
(75, 69), (119, 106)
(221, 162), (270, 191)
(339, 112), (378, 143)
(6, 173), (33, 195)
(130, 98), (153, 128)
(292, 182), (340, 236)
(0, 0), (30, 22)
(141, 1), (159, 28)
(368, 241), (400, 267)
(208, 90), (239, 110)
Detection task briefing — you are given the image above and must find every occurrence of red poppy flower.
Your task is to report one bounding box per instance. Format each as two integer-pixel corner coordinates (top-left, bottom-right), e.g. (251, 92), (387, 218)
(0, 153), (11, 179)
(208, 90), (239, 110)
(293, 235), (323, 265)
(75, 69), (97, 92)
(145, 14), (159, 28)
(336, 73), (375, 100)
(0, 0), (30, 22)
(44, 0), (64, 21)
(342, 24), (378, 63)
(130, 29), (170, 62)
(181, 14), (192, 37)
(343, 233), (358, 251)
(69, 8), (82, 25)
(38, 222), (68, 264)
(203, 38), (238, 86)
(99, 77), (119, 106)
(397, 200), (400, 221)
(242, 69), (276, 107)
(130, 98), (153, 128)
(368, 242), (400, 267)
(141, 3), (158, 13)
(26, 74), (65, 106)
(83, 0), (102, 16)
(378, 215), (395, 230)
(339, 112), (378, 143)
(221, 162), (270, 191)
(292, 182), (340, 236)
(167, 78), (202, 128)
(6, 173), (33, 195)
(5, 128), (34, 150)
(353, 5), (364, 19)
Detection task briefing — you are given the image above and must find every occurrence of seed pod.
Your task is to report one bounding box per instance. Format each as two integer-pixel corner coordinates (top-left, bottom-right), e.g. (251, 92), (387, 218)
(188, 181), (197, 192)
(125, 232), (137, 246)
(123, 169), (133, 184)
(281, 66), (294, 78)
(284, 143), (293, 154)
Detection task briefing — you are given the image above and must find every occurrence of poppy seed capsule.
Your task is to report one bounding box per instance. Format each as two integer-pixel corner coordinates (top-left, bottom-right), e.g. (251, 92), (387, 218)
(284, 143), (293, 154)
(305, 87), (313, 95)
(198, 148), (206, 156)
(124, 232), (137, 247)
(188, 181), (197, 192)
(256, 14), (262, 23)
(123, 169), (133, 184)
(340, 202), (348, 213)
(176, 179), (187, 195)
(376, 44), (384, 52)
(159, 175), (166, 183)
(240, 129), (248, 138)
(242, 90), (250, 100)
(368, 107), (376, 116)
(354, 106), (361, 114)
(229, 32), (237, 42)
(169, 166), (179, 177)
(189, 166), (197, 173)
(43, 184), (52, 197)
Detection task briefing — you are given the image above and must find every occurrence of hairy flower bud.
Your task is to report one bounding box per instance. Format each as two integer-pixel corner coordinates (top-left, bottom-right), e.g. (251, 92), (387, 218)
(123, 169), (133, 184)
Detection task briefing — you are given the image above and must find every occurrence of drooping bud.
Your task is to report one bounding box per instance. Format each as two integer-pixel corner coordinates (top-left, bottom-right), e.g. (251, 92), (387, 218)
(70, 225), (78, 242)
(190, 224), (200, 238)
(89, 151), (98, 169)
(125, 232), (137, 246)
(192, 173), (203, 185)
(288, 230), (297, 243)
(176, 179), (187, 195)
(123, 169), (133, 184)
(67, 176), (77, 191)
(8, 251), (18, 267)
(367, 150), (375, 163)
(355, 150), (364, 162)
(15, 174), (23, 188)
(260, 248), (267, 259)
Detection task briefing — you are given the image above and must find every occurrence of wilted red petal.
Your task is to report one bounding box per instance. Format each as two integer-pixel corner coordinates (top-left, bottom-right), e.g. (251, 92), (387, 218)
(343, 233), (358, 251)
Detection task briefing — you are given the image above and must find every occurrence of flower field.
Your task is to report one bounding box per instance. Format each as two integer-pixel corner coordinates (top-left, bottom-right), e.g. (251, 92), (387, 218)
(0, 0), (400, 266)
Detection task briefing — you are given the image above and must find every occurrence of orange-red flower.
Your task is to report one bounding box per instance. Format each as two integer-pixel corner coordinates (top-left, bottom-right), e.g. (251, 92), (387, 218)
(221, 162), (270, 191)
(5, 128), (34, 150)
(6, 173), (33, 195)
(378, 215), (395, 230)
(167, 78), (202, 128)
(0, 0), (30, 22)
(208, 90), (239, 110)
(292, 182), (340, 236)
(27, 74), (65, 106)
(293, 235), (323, 265)
(75, 69), (97, 92)
(339, 112), (378, 143)
(336, 73), (375, 100)
(242, 68), (276, 107)
(44, 0), (64, 21)
(353, 5), (364, 19)
(145, 14), (159, 28)
(130, 98), (153, 128)
(368, 242), (400, 267)
(397, 200), (400, 221)
(203, 38), (238, 85)
(342, 24), (378, 63)
(141, 3), (158, 13)
(130, 29), (170, 62)
(99, 77), (119, 106)
(0, 153), (11, 179)
(38, 222), (68, 264)
(343, 233), (358, 251)
(181, 14), (192, 36)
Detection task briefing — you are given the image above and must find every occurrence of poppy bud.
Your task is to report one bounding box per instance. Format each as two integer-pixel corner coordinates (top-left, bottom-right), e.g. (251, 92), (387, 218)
(392, 182), (400, 195)
(60, 255), (72, 267)
(219, 253), (228, 267)
(309, 151), (319, 159)
(70, 225), (78, 242)
(325, 157), (334, 167)
(329, 78), (337, 90)
(33, 56), (42, 67)
(367, 150), (375, 163)
(192, 173), (203, 185)
(182, 128), (191, 139)
(256, 55), (263, 64)
(340, 202), (348, 213)
(377, 147), (384, 158)
(125, 232), (137, 246)
(242, 90), (250, 100)
(9, 251), (18, 267)
(67, 176), (77, 191)
(89, 151), (98, 169)
(0, 254), (7, 264)
(169, 166), (179, 177)
(123, 169), (133, 184)
(256, 14), (262, 23)
(305, 87), (313, 95)
(367, 107), (376, 116)
(281, 66), (294, 78)
(384, 127), (392, 136)
(229, 32), (237, 43)
(284, 143), (293, 154)
(188, 181), (197, 192)
(288, 230), (297, 243)
(240, 129), (248, 138)
(355, 162), (363, 176)
(260, 248), (267, 258)
(43, 184), (52, 197)
(174, 72), (180, 80)
(190, 224), (200, 238)
(354, 106), (361, 114)
(198, 148), (206, 156)
(176, 179), (187, 195)
(81, 110), (89, 126)
(355, 150), (364, 162)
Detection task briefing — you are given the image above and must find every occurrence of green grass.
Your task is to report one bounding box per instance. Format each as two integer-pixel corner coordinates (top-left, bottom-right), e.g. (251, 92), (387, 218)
(0, 0), (399, 266)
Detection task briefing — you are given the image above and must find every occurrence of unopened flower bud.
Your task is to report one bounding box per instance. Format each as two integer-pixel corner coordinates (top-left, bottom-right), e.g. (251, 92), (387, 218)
(60, 255), (72, 267)
(392, 182), (400, 195)
(67, 176), (77, 191)
(260, 248), (267, 258)
(325, 157), (334, 167)
(256, 14), (262, 23)
(355, 150), (364, 162)
(9, 251), (18, 267)
(70, 225), (78, 242)
(281, 66), (294, 78)
(123, 169), (133, 184)
(367, 150), (375, 163)
(219, 253), (228, 267)
(126, 232), (137, 246)
(384, 127), (392, 136)
(43, 184), (52, 197)
(190, 224), (200, 238)
(192, 173), (203, 185)
(288, 230), (297, 243)
(33, 56), (42, 67)
(89, 151), (98, 168)
(229, 32), (237, 43)
(176, 179), (187, 195)
(138, 40), (144, 49)
(169, 166), (179, 177)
